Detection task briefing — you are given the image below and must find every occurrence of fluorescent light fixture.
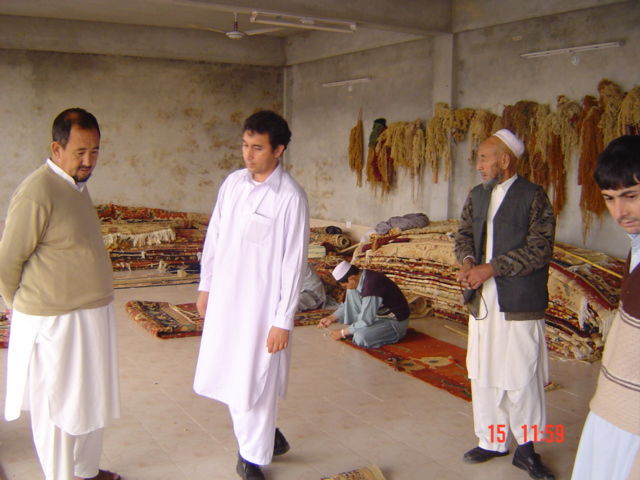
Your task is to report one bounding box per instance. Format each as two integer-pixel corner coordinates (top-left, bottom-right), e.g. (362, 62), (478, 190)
(251, 10), (356, 34)
(322, 77), (371, 88)
(520, 41), (623, 58)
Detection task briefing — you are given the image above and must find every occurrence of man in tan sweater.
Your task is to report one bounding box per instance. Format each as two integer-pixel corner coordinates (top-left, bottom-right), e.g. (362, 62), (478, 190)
(571, 135), (640, 480)
(0, 108), (121, 480)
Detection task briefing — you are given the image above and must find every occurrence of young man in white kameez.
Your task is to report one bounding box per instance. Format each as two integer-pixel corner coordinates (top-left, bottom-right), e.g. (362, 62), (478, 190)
(193, 110), (309, 480)
(455, 129), (556, 480)
(0, 109), (120, 480)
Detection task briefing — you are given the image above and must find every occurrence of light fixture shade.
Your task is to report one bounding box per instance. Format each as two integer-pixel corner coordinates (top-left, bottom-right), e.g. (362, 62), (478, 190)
(250, 10), (356, 34)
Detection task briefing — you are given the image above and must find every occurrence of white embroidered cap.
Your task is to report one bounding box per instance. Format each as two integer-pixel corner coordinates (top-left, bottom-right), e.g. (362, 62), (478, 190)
(492, 128), (525, 158)
(331, 261), (352, 282)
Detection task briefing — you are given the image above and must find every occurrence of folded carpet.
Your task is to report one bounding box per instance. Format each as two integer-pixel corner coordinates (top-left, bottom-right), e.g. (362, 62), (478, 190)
(321, 465), (386, 480)
(125, 300), (202, 339)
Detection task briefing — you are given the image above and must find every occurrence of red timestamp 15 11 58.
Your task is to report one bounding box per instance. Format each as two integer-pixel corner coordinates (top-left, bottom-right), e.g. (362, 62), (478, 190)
(488, 424), (565, 443)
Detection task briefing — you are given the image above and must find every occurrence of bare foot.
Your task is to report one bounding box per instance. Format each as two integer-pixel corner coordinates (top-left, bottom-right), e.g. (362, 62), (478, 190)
(76, 469), (121, 480)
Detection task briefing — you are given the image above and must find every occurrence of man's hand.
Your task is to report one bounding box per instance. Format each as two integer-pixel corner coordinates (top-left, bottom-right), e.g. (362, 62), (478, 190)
(458, 263), (495, 290)
(317, 314), (337, 329)
(267, 326), (289, 353)
(456, 258), (475, 282)
(329, 328), (346, 341)
(196, 291), (209, 318)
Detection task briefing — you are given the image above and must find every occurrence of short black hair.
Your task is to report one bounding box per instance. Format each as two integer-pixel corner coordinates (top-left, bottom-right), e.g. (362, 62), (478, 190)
(52, 108), (100, 148)
(337, 265), (360, 284)
(243, 110), (291, 151)
(594, 135), (640, 190)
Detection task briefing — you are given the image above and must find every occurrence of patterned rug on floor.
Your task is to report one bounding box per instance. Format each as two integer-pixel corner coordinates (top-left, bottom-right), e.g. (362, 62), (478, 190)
(345, 328), (472, 402)
(294, 308), (336, 326)
(0, 312), (9, 348)
(125, 300), (203, 339)
(126, 301), (334, 338)
(321, 465), (386, 480)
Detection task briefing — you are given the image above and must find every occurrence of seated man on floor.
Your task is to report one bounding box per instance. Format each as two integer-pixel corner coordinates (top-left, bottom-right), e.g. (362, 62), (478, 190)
(298, 263), (327, 311)
(317, 261), (409, 348)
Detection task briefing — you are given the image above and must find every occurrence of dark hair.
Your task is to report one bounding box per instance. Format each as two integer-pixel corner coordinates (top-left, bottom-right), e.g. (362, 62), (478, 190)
(243, 110), (291, 150)
(338, 265), (360, 283)
(594, 135), (640, 190)
(52, 108), (100, 147)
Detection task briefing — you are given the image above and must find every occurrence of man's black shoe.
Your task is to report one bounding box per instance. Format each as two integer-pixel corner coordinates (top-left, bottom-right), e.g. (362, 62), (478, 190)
(512, 450), (555, 480)
(463, 446), (509, 463)
(273, 428), (290, 456)
(236, 454), (265, 480)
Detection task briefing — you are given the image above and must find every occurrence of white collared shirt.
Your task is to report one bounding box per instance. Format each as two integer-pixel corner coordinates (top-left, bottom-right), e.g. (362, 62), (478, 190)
(46, 158), (86, 192)
(630, 234), (640, 273)
(486, 174), (518, 261)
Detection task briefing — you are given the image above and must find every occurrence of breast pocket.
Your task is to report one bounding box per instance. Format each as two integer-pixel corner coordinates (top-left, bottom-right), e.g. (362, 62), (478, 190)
(245, 213), (273, 245)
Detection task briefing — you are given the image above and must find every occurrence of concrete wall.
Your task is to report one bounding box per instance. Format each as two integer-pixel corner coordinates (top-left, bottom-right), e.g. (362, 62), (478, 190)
(0, 49), (282, 216)
(286, 38), (437, 230)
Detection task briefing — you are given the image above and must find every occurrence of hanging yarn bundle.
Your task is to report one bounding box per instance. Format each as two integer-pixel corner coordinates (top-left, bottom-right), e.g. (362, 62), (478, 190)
(578, 95), (605, 237)
(425, 102), (451, 183)
(616, 86), (640, 136)
(468, 110), (499, 164)
(450, 108), (475, 143)
(348, 109), (364, 186)
(501, 100), (538, 180)
(531, 103), (552, 191)
(598, 79), (624, 147)
(365, 118), (387, 190)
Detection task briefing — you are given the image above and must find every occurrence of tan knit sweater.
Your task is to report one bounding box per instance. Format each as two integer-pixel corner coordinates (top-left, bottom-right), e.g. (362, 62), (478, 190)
(0, 164), (113, 315)
(589, 261), (640, 435)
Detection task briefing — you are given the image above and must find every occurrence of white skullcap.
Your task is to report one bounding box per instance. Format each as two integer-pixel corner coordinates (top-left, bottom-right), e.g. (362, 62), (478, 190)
(332, 261), (352, 282)
(492, 129), (525, 158)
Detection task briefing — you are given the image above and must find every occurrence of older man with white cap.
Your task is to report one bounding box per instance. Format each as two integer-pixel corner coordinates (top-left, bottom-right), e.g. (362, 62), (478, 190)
(317, 261), (409, 348)
(454, 129), (556, 479)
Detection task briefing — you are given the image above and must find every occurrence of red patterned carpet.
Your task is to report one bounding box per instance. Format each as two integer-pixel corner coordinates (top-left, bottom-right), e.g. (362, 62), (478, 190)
(345, 328), (471, 402)
(125, 300), (202, 339)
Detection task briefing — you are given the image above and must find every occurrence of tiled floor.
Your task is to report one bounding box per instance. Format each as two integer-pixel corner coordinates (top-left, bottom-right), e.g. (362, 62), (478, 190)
(0, 284), (600, 479)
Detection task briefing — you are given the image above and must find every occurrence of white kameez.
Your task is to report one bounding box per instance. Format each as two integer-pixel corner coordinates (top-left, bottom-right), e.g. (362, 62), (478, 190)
(193, 164), (309, 412)
(466, 175), (548, 448)
(5, 303), (120, 435)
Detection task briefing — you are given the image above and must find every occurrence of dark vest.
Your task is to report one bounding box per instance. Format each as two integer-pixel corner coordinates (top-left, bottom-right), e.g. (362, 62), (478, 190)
(360, 270), (410, 321)
(621, 257), (640, 317)
(470, 177), (549, 316)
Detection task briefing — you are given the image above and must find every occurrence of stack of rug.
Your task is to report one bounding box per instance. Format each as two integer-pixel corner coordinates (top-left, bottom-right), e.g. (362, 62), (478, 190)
(0, 311), (9, 348)
(97, 204), (208, 275)
(351, 220), (623, 362)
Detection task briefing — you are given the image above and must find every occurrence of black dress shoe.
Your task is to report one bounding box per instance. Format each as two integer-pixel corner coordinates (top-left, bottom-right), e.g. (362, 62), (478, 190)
(463, 446), (509, 463)
(273, 428), (290, 456)
(236, 454), (265, 480)
(512, 450), (555, 480)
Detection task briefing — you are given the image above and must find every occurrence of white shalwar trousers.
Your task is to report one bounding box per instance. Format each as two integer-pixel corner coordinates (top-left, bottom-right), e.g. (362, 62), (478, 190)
(471, 367), (546, 452)
(229, 353), (280, 466)
(467, 278), (548, 452)
(571, 412), (640, 480)
(28, 341), (103, 480)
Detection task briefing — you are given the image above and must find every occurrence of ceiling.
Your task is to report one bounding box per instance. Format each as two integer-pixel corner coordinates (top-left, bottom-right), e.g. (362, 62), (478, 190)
(0, 0), (451, 39)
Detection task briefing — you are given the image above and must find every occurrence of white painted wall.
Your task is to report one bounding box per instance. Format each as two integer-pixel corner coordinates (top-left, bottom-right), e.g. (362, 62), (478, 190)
(0, 49), (282, 216)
